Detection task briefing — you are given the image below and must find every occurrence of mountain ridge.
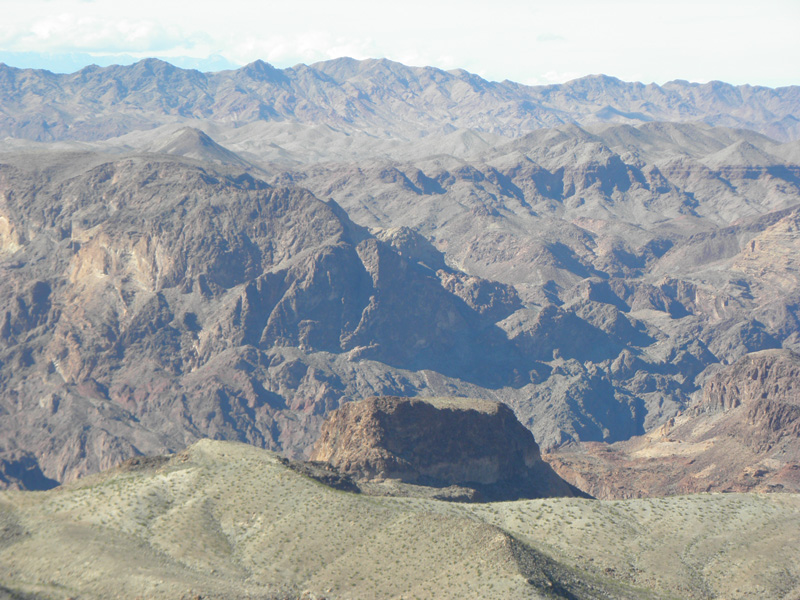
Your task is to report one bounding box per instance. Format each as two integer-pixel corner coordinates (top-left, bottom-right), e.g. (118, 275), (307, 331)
(1, 57), (798, 142)
(5, 117), (800, 488)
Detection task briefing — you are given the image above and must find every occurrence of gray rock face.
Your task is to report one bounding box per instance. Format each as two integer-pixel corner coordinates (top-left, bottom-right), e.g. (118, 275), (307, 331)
(702, 349), (800, 411)
(0, 449), (58, 490)
(547, 350), (800, 499)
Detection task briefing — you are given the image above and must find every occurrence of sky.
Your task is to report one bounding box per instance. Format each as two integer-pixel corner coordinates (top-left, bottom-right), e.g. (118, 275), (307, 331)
(0, 0), (798, 87)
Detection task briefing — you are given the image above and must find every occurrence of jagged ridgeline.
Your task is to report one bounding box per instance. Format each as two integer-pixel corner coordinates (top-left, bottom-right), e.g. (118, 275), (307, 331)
(0, 58), (798, 141)
(1, 57), (800, 490)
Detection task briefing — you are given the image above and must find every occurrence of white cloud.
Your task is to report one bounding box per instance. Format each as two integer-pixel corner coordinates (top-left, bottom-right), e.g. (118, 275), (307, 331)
(227, 32), (377, 67)
(2, 13), (196, 55)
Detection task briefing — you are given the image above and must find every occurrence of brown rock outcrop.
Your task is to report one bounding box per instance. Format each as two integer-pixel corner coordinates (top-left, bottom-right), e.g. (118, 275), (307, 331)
(701, 349), (800, 412)
(309, 396), (587, 500)
(547, 350), (800, 498)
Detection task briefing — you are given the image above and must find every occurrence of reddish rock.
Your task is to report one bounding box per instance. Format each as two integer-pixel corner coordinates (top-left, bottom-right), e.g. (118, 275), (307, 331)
(310, 396), (587, 500)
(547, 350), (800, 499)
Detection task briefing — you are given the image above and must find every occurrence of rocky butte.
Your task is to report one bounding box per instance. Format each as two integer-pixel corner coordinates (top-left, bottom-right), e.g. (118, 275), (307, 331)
(308, 396), (587, 501)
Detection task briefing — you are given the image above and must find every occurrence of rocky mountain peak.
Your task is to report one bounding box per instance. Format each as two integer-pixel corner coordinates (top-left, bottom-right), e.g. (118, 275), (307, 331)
(151, 127), (252, 167)
(240, 59), (288, 83)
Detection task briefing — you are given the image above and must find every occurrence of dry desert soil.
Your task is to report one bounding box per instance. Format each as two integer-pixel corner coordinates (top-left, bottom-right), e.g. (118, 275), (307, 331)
(1, 440), (799, 600)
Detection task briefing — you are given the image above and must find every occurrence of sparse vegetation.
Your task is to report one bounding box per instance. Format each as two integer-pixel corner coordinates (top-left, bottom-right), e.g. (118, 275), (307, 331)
(1, 440), (798, 599)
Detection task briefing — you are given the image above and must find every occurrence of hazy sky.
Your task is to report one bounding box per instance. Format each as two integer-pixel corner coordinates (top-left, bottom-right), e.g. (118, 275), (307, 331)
(0, 0), (798, 86)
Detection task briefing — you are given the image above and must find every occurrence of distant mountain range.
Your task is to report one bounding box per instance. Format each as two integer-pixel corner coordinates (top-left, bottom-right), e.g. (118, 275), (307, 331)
(0, 51), (239, 75)
(1, 57), (798, 142)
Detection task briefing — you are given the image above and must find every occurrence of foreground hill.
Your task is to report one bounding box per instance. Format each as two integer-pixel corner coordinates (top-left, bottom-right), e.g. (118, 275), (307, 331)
(1, 439), (798, 600)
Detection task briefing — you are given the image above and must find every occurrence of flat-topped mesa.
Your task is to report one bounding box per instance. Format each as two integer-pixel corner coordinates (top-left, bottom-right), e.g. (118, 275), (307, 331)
(309, 396), (587, 500)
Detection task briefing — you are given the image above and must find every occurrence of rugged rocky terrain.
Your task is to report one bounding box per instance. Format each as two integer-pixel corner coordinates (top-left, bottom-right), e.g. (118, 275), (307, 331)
(1, 57), (800, 494)
(0, 152), (550, 486)
(2, 439), (799, 600)
(547, 350), (800, 499)
(308, 396), (584, 500)
(275, 121), (800, 445)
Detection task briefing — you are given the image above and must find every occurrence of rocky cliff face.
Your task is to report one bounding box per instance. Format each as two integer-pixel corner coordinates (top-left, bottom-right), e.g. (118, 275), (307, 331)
(0, 153), (545, 488)
(309, 396), (585, 500)
(702, 349), (800, 412)
(547, 350), (800, 499)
